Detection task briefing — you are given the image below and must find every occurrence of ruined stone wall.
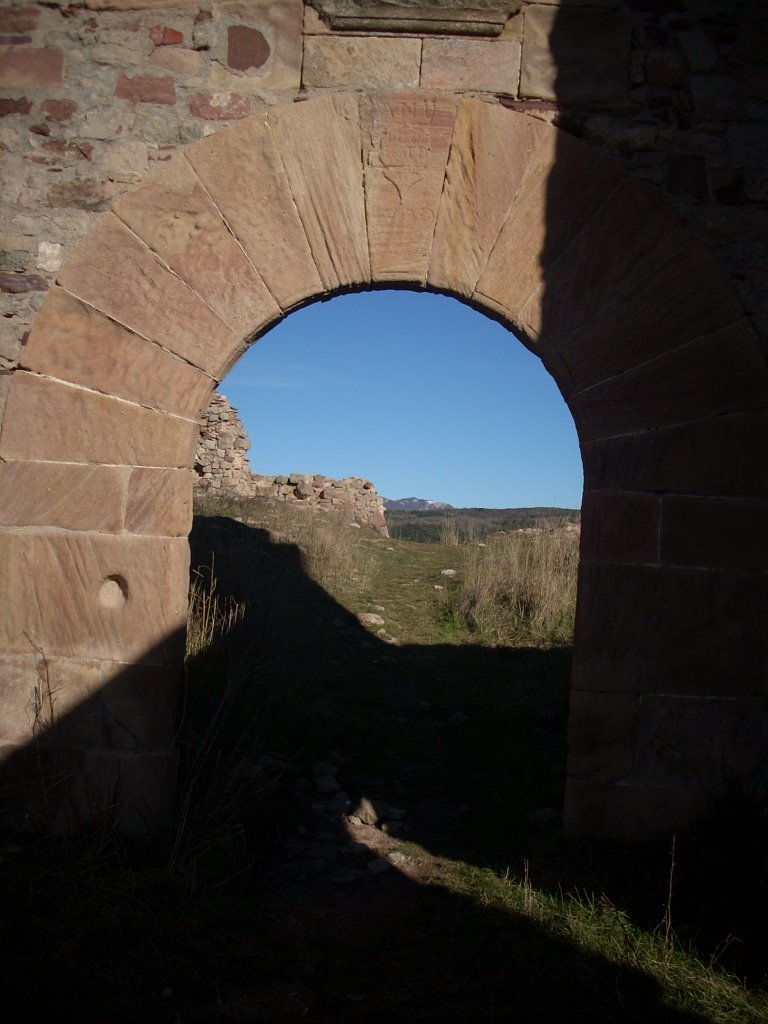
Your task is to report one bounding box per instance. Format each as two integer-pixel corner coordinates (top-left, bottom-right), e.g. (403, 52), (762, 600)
(1, 1), (766, 374)
(195, 391), (388, 533)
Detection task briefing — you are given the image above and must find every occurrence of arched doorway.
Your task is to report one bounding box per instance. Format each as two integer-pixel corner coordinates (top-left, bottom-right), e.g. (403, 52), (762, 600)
(2, 93), (765, 836)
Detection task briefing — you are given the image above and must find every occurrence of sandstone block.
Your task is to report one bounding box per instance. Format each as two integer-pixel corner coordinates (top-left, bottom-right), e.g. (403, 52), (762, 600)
(475, 128), (622, 326)
(267, 94), (369, 290)
(0, 271), (47, 292)
(113, 156), (280, 344)
(58, 213), (238, 378)
(582, 411), (768, 500)
(557, 247), (744, 393)
(580, 490), (658, 566)
(517, 180), (690, 347)
(189, 91), (251, 120)
(0, 97), (32, 117)
(150, 26), (184, 46)
(362, 93), (457, 285)
(429, 101), (547, 297)
(564, 778), (707, 840)
(48, 179), (113, 211)
(520, 5), (630, 105)
(125, 467), (193, 537)
(421, 38), (521, 94)
(0, 531), (189, 665)
(572, 562), (768, 698)
(186, 114), (322, 310)
(0, 372), (199, 468)
(22, 287), (214, 419)
(0, 48), (63, 88)
(0, 7), (40, 32)
(635, 694), (767, 788)
(115, 74), (176, 105)
(660, 495), (768, 573)
(211, 0), (303, 91)
(303, 36), (420, 90)
(0, 655), (178, 753)
(570, 319), (768, 443)
(567, 690), (638, 783)
(0, 461), (124, 532)
(150, 46), (200, 74)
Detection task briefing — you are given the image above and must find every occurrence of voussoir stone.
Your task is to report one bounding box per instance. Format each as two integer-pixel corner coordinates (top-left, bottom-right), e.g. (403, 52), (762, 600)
(113, 154), (280, 345)
(266, 94), (369, 291)
(429, 101), (547, 297)
(21, 286), (215, 420)
(58, 213), (238, 378)
(362, 93), (457, 285)
(186, 114), (323, 311)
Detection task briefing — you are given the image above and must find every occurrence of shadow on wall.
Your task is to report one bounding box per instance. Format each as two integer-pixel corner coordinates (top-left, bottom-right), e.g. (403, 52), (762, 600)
(0, 511), (723, 1023)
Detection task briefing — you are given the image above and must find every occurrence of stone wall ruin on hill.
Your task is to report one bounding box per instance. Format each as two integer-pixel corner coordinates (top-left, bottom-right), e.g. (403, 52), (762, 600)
(195, 392), (388, 535)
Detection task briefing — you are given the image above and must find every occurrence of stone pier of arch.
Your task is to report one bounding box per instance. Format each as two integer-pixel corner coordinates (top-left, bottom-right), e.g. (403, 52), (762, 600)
(1, 1), (766, 838)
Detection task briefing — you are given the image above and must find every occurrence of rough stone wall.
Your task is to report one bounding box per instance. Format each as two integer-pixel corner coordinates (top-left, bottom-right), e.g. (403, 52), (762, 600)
(1, 1), (766, 373)
(195, 392), (388, 533)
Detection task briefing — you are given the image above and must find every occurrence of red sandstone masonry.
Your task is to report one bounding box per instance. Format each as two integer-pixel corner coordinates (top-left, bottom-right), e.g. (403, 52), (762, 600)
(188, 91), (250, 120)
(115, 74), (176, 105)
(0, 47), (63, 88)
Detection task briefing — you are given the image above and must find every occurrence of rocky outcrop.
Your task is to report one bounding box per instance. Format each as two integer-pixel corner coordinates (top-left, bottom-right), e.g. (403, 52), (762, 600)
(195, 392), (388, 535)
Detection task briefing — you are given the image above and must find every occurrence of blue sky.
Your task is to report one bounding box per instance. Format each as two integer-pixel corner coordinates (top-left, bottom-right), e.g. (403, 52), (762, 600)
(222, 289), (583, 509)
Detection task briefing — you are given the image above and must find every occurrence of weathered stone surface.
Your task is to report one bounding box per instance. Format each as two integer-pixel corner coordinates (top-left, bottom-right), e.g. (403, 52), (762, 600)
(21, 287), (214, 419)
(0, 97), (32, 117)
(429, 101), (547, 296)
(557, 247), (744, 392)
(636, 694), (767, 788)
(567, 690), (638, 782)
(421, 37), (521, 93)
(115, 74), (176, 105)
(113, 155), (279, 343)
(520, 4), (630, 105)
(475, 128), (622, 326)
(0, 531), (189, 664)
(186, 115), (322, 310)
(573, 562), (768, 698)
(125, 467), (193, 537)
(660, 495), (768, 573)
(0, 654), (178, 752)
(310, 0), (521, 36)
(228, 24), (269, 71)
(0, 372), (199, 468)
(564, 778), (707, 840)
(188, 91), (250, 120)
(0, 461), (125, 532)
(571, 319), (768, 442)
(0, 47), (63, 88)
(267, 94), (369, 290)
(58, 213), (238, 378)
(0, 271), (47, 293)
(517, 181), (691, 347)
(303, 36), (421, 90)
(48, 179), (113, 211)
(362, 93), (457, 284)
(149, 25), (184, 47)
(211, 0), (303, 91)
(580, 490), (658, 566)
(150, 46), (200, 74)
(0, 7), (40, 33)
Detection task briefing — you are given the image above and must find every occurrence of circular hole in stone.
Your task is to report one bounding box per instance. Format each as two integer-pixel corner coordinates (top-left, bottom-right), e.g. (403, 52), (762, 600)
(99, 575), (129, 609)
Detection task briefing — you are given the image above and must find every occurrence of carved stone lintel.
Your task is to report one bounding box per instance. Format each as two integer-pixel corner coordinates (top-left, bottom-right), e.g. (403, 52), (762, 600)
(308, 1), (522, 37)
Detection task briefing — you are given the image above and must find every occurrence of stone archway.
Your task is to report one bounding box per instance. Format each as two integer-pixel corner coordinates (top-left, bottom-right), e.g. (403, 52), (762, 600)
(1, 92), (766, 836)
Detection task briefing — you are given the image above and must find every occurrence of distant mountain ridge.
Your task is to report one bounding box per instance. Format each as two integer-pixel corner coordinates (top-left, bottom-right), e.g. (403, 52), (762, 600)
(383, 497), (454, 511)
